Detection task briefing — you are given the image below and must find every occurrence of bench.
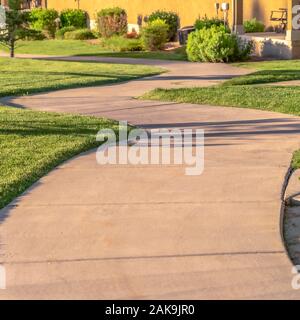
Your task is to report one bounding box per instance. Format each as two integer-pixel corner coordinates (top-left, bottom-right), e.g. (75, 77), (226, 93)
(270, 8), (288, 32)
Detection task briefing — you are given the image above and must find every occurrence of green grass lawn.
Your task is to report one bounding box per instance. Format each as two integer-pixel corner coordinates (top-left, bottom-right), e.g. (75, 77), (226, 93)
(0, 57), (162, 97)
(292, 150), (300, 169)
(143, 59), (300, 116)
(0, 106), (120, 209)
(228, 59), (300, 85)
(0, 56), (161, 208)
(0, 40), (109, 56)
(0, 40), (187, 60)
(143, 86), (300, 115)
(88, 48), (187, 61)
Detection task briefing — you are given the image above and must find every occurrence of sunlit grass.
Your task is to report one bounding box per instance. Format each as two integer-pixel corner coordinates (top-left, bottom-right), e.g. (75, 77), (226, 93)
(0, 57), (162, 97)
(0, 106), (120, 209)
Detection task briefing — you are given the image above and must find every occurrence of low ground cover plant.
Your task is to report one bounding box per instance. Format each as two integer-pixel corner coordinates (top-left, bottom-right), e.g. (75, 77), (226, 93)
(64, 28), (96, 40)
(55, 26), (76, 39)
(100, 36), (143, 52)
(243, 18), (265, 33)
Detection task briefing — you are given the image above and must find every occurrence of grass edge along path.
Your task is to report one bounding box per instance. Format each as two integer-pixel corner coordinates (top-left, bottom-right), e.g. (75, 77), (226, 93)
(0, 57), (163, 98)
(0, 106), (123, 210)
(142, 59), (300, 169)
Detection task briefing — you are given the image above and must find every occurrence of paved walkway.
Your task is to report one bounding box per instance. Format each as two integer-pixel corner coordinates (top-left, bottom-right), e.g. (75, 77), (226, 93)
(1, 56), (300, 299)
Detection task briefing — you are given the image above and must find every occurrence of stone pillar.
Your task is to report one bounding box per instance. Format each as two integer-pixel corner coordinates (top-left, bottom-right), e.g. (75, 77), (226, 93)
(286, 0), (300, 58)
(41, 0), (48, 8)
(0, 0), (8, 7)
(232, 0), (244, 34)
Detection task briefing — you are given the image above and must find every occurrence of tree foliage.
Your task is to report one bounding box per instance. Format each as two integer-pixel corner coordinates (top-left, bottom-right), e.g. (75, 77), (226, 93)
(0, 0), (33, 57)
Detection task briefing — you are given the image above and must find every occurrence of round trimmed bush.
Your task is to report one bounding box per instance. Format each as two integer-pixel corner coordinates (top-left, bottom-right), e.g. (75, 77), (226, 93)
(142, 19), (169, 51)
(60, 9), (87, 29)
(64, 28), (97, 40)
(148, 10), (179, 41)
(97, 7), (127, 38)
(187, 25), (253, 62)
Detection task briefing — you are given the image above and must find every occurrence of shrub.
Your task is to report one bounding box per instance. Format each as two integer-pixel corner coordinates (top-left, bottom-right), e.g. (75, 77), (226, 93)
(29, 8), (59, 38)
(17, 29), (46, 40)
(243, 18), (265, 33)
(60, 9), (87, 29)
(187, 25), (253, 62)
(148, 10), (179, 41)
(97, 7), (127, 38)
(64, 28), (96, 40)
(55, 26), (76, 39)
(142, 19), (169, 51)
(100, 36), (143, 52)
(195, 15), (229, 32)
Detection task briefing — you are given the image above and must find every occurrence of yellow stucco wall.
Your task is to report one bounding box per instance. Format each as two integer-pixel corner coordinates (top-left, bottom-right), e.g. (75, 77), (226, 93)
(244, 0), (287, 25)
(47, 0), (288, 28)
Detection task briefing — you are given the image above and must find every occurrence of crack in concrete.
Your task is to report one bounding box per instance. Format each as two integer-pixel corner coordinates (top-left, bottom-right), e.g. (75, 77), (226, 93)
(1, 250), (285, 266)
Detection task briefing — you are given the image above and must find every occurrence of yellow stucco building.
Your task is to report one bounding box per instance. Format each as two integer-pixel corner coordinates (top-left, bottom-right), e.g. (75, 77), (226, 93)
(22, 0), (300, 59)
(46, 0), (288, 29)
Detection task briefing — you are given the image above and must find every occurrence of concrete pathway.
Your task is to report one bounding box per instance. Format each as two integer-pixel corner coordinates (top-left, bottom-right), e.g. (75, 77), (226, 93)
(1, 56), (300, 299)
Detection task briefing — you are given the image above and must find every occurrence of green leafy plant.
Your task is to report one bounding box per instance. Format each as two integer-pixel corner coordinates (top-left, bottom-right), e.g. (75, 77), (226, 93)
(195, 15), (229, 32)
(187, 25), (253, 62)
(60, 9), (87, 29)
(29, 8), (59, 38)
(0, 0), (36, 57)
(243, 18), (265, 33)
(97, 7), (127, 38)
(64, 28), (96, 40)
(142, 19), (169, 51)
(55, 26), (76, 39)
(148, 10), (179, 41)
(19, 29), (46, 40)
(100, 36), (143, 52)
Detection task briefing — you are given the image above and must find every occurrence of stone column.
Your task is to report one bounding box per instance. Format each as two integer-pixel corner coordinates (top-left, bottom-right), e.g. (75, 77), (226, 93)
(232, 0), (244, 34)
(41, 0), (48, 9)
(0, 0), (8, 7)
(286, 0), (300, 58)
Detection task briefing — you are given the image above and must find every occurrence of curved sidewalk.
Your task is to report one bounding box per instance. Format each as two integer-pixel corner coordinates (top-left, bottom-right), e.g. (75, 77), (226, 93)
(1, 57), (300, 299)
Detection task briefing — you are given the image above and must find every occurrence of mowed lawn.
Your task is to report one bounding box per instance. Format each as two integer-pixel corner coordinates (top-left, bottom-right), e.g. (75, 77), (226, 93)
(142, 59), (300, 169)
(0, 40), (187, 60)
(143, 59), (300, 116)
(0, 40), (109, 56)
(0, 106), (120, 209)
(0, 56), (160, 209)
(0, 57), (162, 97)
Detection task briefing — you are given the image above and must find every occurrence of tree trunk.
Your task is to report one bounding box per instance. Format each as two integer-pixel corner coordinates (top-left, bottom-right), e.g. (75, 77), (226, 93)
(10, 39), (14, 58)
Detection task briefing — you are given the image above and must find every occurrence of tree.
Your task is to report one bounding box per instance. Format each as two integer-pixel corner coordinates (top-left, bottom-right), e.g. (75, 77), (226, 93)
(0, 0), (32, 57)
